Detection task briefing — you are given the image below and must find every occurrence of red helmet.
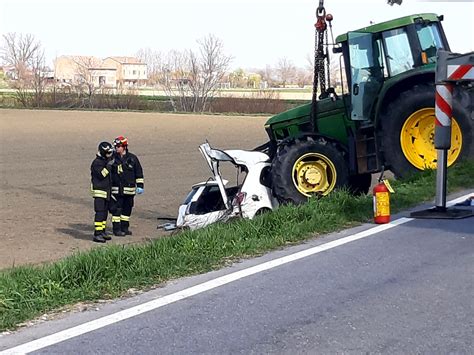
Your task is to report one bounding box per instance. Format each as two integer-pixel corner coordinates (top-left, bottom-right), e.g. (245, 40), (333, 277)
(113, 135), (128, 148)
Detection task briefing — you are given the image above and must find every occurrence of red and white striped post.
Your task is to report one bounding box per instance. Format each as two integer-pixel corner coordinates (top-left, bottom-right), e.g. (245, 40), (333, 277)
(434, 82), (453, 145)
(447, 64), (474, 82)
(434, 82), (453, 209)
(434, 63), (473, 209)
(411, 50), (474, 219)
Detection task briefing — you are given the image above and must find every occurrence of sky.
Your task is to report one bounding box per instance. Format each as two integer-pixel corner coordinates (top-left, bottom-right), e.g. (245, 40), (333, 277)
(1, 0), (473, 70)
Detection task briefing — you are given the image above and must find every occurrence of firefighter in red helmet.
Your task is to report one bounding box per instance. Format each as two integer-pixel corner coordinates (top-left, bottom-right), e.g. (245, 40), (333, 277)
(111, 135), (144, 236)
(90, 141), (114, 243)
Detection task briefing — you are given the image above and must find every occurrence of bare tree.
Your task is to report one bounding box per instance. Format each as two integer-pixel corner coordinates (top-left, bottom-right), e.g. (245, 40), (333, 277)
(256, 65), (276, 88)
(305, 52), (346, 94)
(330, 54), (347, 93)
(71, 56), (104, 108)
(29, 49), (48, 107)
(159, 34), (232, 112)
(1, 33), (47, 107)
(305, 53), (314, 73)
(276, 57), (296, 88)
(1, 33), (41, 79)
(295, 67), (312, 88)
(158, 50), (188, 111)
(191, 34), (232, 111)
(136, 48), (162, 86)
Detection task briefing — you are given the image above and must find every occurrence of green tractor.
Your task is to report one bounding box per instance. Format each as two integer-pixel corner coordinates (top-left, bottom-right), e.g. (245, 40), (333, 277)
(261, 12), (473, 204)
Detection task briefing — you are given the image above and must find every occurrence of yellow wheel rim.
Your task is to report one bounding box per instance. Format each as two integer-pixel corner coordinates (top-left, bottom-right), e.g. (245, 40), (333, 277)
(292, 153), (337, 197)
(400, 108), (463, 170)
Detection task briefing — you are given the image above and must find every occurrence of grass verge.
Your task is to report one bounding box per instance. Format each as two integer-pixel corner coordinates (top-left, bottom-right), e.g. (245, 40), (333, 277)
(1, 160), (473, 331)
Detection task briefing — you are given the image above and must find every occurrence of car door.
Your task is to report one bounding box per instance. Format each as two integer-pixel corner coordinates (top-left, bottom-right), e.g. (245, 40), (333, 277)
(199, 142), (236, 210)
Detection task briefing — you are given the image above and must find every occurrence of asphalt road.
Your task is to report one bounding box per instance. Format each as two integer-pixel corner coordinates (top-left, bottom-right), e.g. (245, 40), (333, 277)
(2, 193), (473, 354)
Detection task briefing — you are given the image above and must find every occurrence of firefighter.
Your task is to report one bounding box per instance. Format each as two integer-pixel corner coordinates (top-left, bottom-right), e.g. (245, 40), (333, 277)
(90, 141), (114, 243)
(111, 135), (144, 236)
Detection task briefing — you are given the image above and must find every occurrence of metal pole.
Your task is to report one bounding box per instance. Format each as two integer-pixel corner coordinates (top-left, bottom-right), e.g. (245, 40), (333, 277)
(435, 149), (447, 209)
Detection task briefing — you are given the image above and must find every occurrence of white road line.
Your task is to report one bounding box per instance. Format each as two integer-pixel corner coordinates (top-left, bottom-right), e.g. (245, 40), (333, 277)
(2, 193), (472, 354)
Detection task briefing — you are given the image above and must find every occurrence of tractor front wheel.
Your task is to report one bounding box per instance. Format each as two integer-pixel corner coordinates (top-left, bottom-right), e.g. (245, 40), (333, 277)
(381, 84), (472, 178)
(272, 137), (349, 204)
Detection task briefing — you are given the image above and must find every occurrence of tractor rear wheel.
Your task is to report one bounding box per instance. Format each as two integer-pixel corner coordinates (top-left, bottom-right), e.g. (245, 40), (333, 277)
(272, 137), (349, 204)
(381, 84), (472, 178)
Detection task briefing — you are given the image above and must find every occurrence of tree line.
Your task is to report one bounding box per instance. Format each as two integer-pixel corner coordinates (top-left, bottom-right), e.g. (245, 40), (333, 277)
(1, 32), (344, 112)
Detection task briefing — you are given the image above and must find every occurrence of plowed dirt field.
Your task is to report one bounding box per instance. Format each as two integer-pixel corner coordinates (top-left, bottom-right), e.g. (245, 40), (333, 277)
(0, 109), (268, 269)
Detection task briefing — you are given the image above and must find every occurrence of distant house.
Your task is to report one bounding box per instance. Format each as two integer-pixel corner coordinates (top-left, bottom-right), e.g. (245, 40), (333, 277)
(54, 56), (117, 88)
(103, 56), (147, 88)
(1, 65), (19, 80)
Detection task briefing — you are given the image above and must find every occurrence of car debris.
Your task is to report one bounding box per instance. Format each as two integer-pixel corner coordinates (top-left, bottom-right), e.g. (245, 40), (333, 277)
(159, 142), (278, 231)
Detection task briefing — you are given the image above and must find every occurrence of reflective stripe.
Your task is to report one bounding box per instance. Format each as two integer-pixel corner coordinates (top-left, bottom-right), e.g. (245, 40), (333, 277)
(136, 178), (144, 184)
(123, 187), (136, 195)
(112, 187), (119, 194)
(101, 168), (109, 177)
(120, 215), (130, 222)
(102, 221), (107, 227)
(118, 164), (123, 174)
(95, 221), (104, 231)
(91, 190), (107, 198)
(112, 216), (121, 223)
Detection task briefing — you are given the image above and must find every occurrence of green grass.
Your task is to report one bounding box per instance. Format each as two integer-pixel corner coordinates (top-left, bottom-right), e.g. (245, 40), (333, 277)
(0, 160), (473, 331)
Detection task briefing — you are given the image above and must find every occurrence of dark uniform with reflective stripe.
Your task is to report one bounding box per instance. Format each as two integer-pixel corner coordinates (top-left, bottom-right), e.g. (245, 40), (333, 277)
(91, 154), (113, 236)
(111, 151), (144, 235)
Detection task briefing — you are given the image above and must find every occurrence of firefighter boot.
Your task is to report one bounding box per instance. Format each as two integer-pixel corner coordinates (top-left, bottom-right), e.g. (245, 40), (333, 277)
(101, 221), (112, 240)
(113, 222), (126, 237)
(101, 231), (112, 240)
(93, 230), (106, 243)
(121, 221), (132, 236)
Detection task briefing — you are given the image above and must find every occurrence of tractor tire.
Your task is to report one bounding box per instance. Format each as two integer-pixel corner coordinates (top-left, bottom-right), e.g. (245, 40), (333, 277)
(381, 84), (472, 178)
(348, 173), (372, 195)
(272, 137), (349, 204)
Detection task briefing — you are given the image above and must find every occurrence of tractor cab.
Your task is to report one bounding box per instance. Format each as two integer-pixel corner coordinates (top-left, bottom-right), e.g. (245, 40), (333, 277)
(335, 13), (449, 121)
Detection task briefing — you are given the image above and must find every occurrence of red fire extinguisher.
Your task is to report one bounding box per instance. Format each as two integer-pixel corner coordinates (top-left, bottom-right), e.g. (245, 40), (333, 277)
(373, 168), (394, 224)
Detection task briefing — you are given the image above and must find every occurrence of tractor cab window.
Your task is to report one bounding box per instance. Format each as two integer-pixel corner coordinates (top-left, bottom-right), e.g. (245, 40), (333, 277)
(416, 23), (444, 64)
(349, 35), (377, 82)
(348, 32), (384, 120)
(382, 28), (415, 76)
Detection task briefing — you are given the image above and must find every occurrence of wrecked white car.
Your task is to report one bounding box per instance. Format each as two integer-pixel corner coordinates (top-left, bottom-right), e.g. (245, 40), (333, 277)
(172, 142), (279, 230)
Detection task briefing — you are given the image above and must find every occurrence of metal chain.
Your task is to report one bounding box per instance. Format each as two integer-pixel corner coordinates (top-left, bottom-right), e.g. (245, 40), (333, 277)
(325, 29), (330, 90)
(310, 4), (327, 123)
